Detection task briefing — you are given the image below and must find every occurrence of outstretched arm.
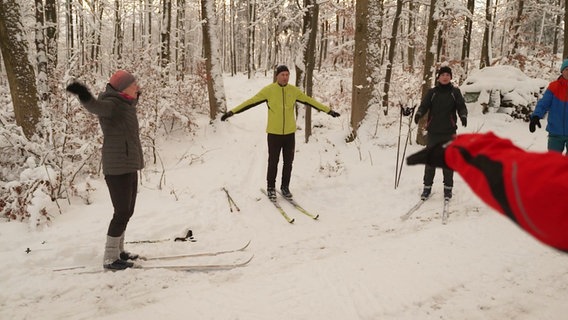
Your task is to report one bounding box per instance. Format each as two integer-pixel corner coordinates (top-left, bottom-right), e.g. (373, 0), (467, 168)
(408, 132), (568, 252)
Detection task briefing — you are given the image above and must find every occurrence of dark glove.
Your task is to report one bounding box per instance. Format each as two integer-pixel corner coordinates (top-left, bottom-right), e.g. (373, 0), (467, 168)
(221, 111), (233, 121)
(529, 116), (541, 133)
(328, 110), (340, 117)
(401, 107), (413, 116)
(66, 82), (93, 103)
(406, 141), (450, 169)
(460, 116), (467, 127)
(414, 113), (422, 124)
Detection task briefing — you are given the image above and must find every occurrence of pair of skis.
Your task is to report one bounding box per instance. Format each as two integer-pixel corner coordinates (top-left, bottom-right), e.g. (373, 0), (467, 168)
(400, 194), (450, 224)
(260, 188), (319, 223)
(53, 240), (252, 274)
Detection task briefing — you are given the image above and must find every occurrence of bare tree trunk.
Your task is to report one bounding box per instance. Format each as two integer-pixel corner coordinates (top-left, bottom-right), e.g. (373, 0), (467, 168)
(510, 0), (524, 56)
(160, 0), (172, 81)
(348, 0), (370, 141)
(461, 0), (474, 73)
(407, 0), (416, 71)
(300, 0), (319, 143)
(383, 0), (403, 116)
(113, 0), (123, 64)
(35, 0), (49, 102)
(0, 0), (41, 138)
(417, 0), (438, 146)
(553, 0), (561, 56)
(45, 0), (57, 82)
(480, 0), (492, 68)
(176, 0), (186, 78)
(201, 0), (227, 119)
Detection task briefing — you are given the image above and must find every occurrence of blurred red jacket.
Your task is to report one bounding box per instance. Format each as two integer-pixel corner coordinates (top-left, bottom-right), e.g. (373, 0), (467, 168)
(445, 132), (568, 252)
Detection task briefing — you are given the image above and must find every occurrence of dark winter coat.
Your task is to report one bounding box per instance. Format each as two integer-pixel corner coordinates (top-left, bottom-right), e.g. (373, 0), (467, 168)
(82, 84), (144, 175)
(532, 76), (568, 136)
(445, 132), (568, 252)
(416, 82), (468, 134)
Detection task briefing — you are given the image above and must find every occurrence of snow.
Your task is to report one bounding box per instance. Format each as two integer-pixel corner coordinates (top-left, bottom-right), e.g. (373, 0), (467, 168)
(2, 73), (568, 320)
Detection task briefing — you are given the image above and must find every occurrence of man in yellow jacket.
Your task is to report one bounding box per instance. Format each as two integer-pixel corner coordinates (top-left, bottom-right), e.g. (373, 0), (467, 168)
(221, 65), (340, 201)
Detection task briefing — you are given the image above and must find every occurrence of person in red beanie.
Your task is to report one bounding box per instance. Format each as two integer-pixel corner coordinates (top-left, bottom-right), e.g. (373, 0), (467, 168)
(66, 70), (143, 270)
(407, 132), (568, 253)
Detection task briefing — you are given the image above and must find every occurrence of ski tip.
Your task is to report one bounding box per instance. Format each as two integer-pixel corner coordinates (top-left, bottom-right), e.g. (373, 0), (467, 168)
(313, 214), (319, 220)
(289, 218), (295, 224)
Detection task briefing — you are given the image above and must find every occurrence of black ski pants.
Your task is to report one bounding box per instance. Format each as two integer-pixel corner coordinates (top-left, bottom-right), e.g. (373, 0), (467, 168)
(105, 172), (138, 237)
(423, 133), (454, 187)
(267, 133), (295, 189)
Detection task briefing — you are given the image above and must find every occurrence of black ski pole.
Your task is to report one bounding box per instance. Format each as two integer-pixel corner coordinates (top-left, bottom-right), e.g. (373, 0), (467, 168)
(396, 106), (415, 188)
(395, 104), (404, 189)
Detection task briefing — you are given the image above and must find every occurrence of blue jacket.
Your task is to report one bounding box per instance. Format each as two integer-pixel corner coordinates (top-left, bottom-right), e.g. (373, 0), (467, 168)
(532, 77), (568, 136)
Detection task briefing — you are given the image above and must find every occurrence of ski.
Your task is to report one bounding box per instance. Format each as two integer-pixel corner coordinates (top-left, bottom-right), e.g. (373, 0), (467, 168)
(277, 191), (319, 220)
(140, 240), (251, 261)
(400, 194), (434, 221)
(52, 240), (251, 272)
(63, 256), (254, 274)
(260, 188), (295, 224)
(137, 255), (253, 272)
(442, 199), (450, 224)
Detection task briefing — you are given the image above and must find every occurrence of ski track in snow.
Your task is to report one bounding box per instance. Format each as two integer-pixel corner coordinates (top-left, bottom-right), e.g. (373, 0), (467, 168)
(2, 75), (568, 319)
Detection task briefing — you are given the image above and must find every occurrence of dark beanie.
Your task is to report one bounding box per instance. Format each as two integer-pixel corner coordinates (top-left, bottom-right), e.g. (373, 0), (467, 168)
(275, 65), (289, 76)
(437, 66), (452, 79)
(109, 70), (136, 91)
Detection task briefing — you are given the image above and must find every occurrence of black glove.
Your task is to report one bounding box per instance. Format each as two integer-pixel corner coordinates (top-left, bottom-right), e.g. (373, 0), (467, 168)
(529, 116), (541, 133)
(328, 110), (340, 117)
(401, 107), (413, 116)
(66, 82), (93, 103)
(406, 141), (450, 169)
(221, 111), (233, 121)
(460, 116), (467, 127)
(414, 113), (422, 124)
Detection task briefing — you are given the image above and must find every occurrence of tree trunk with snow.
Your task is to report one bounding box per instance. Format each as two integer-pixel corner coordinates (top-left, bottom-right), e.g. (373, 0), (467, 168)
(348, 0), (371, 141)
(0, 0), (41, 139)
(160, 0), (172, 80)
(383, 0), (403, 115)
(480, 0), (492, 68)
(416, 0), (438, 146)
(201, 0), (227, 120)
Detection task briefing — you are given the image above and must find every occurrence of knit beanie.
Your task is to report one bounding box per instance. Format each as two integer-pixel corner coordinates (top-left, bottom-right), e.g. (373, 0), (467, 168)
(437, 66), (452, 79)
(560, 60), (568, 73)
(109, 70), (136, 92)
(275, 65), (289, 76)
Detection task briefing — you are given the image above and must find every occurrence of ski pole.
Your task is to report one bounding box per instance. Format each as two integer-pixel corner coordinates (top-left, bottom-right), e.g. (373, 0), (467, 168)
(396, 106), (415, 188)
(395, 104), (404, 189)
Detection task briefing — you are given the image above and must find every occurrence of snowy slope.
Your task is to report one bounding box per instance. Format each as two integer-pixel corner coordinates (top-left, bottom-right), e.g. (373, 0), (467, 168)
(1, 74), (567, 320)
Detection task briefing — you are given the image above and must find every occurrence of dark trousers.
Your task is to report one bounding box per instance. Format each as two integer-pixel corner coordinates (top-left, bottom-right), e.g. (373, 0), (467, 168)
(423, 133), (454, 187)
(105, 172), (138, 237)
(267, 133), (295, 189)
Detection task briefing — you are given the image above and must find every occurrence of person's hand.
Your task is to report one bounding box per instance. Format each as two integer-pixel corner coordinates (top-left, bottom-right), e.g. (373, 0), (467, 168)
(460, 116), (467, 127)
(328, 110), (340, 117)
(529, 116), (541, 133)
(66, 82), (93, 102)
(406, 141), (451, 169)
(401, 107), (413, 116)
(414, 113), (422, 124)
(221, 111), (233, 121)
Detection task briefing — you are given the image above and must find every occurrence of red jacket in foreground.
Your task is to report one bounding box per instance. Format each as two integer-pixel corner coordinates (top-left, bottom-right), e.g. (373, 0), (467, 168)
(445, 132), (568, 252)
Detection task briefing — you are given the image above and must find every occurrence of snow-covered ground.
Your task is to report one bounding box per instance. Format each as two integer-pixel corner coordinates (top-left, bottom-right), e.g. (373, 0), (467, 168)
(1, 74), (567, 320)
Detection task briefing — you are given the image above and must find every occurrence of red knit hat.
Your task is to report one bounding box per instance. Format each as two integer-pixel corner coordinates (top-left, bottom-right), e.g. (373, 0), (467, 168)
(109, 70), (136, 91)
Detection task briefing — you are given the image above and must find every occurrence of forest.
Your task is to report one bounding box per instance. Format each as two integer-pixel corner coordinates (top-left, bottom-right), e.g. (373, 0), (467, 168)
(0, 0), (566, 224)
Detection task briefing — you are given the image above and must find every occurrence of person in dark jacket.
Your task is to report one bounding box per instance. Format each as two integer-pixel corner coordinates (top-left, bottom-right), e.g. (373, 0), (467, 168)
(220, 65), (340, 201)
(414, 66), (468, 200)
(529, 59), (568, 153)
(66, 70), (144, 270)
(407, 132), (568, 253)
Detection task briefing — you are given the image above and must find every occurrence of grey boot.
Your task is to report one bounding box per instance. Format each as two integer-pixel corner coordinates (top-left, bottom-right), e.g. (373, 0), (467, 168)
(103, 235), (133, 270)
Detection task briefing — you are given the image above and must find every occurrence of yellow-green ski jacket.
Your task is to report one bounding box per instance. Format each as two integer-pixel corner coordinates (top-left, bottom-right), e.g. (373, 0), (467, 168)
(230, 83), (331, 135)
